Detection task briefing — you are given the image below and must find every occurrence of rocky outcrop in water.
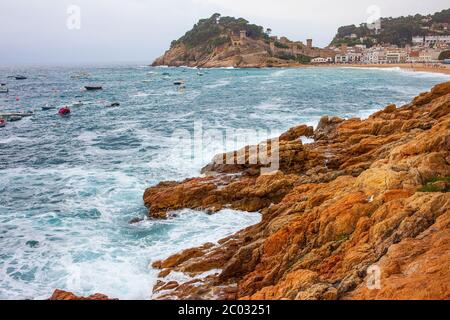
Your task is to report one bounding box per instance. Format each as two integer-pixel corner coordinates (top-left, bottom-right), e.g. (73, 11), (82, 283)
(145, 82), (450, 300)
(49, 289), (114, 300)
(151, 14), (311, 68)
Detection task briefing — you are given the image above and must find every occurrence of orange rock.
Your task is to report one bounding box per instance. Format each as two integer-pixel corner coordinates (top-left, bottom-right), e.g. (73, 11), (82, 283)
(382, 189), (414, 203)
(142, 81), (450, 301)
(49, 289), (114, 300)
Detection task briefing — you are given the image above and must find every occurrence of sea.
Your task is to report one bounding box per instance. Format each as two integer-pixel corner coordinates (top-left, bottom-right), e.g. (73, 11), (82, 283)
(0, 64), (448, 299)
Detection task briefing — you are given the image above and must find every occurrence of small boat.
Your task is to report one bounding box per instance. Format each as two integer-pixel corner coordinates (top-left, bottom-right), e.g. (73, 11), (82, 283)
(85, 86), (103, 91)
(42, 105), (55, 111)
(197, 72), (204, 76)
(71, 101), (84, 107)
(0, 119), (6, 127)
(173, 80), (184, 85)
(0, 85), (8, 93)
(58, 107), (71, 116)
(0, 112), (33, 118)
(15, 75), (27, 80)
(162, 72), (170, 76)
(71, 72), (91, 80)
(108, 102), (120, 107)
(8, 116), (22, 122)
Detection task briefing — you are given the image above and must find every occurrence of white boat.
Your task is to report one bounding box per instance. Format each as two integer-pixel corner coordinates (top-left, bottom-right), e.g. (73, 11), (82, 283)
(71, 101), (84, 107)
(8, 116), (22, 122)
(71, 72), (91, 80)
(0, 84), (8, 93)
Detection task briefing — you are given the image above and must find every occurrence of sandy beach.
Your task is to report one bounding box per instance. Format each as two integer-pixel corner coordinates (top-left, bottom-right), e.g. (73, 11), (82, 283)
(313, 63), (450, 75)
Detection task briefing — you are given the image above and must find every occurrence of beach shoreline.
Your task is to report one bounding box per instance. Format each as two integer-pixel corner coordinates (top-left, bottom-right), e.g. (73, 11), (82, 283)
(312, 63), (450, 75)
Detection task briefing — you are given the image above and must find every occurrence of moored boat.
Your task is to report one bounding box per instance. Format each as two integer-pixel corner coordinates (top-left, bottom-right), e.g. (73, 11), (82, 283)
(85, 86), (103, 91)
(0, 119), (6, 127)
(42, 105), (55, 111)
(8, 116), (22, 122)
(106, 102), (120, 108)
(71, 101), (84, 107)
(0, 83), (9, 93)
(15, 75), (27, 80)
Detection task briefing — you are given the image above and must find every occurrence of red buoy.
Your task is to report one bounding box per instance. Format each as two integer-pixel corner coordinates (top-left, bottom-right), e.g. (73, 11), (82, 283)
(58, 106), (71, 115)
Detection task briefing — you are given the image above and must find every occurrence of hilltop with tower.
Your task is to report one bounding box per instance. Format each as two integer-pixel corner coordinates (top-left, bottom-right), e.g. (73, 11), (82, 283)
(152, 14), (330, 68)
(153, 10), (450, 68)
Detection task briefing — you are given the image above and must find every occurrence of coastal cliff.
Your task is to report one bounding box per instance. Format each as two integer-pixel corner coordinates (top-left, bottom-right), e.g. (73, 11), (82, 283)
(144, 82), (450, 300)
(152, 14), (312, 68)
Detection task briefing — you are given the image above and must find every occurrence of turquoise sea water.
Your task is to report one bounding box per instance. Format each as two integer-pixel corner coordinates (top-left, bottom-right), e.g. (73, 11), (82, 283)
(0, 65), (448, 299)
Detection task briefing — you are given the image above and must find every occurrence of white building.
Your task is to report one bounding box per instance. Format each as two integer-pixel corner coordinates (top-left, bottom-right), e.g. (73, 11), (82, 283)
(424, 36), (450, 46)
(335, 54), (348, 63)
(385, 51), (408, 63)
(311, 57), (328, 63)
(412, 35), (450, 46)
(363, 50), (385, 64)
(412, 36), (425, 45)
(335, 52), (362, 64)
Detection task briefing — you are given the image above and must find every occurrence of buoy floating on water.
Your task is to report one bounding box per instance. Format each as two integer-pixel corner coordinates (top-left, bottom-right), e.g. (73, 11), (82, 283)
(58, 106), (71, 116)
(106, 102), (120, 108)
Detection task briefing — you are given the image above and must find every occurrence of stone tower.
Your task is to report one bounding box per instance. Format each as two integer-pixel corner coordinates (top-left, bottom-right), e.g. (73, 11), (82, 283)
(307, 39), (313, 48)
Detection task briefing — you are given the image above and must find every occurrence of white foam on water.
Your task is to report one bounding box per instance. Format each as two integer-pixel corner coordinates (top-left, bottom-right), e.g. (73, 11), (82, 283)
(205, 79), (232, 89)
(254, 98), (284, 111)
(271, 69), (289, 77)
(132, 92), (151, 98)
(300, 137), (315, 144)
(0, 159), (261, 300)
(0, 135), (29, 144)
(341, 66), (450, 79)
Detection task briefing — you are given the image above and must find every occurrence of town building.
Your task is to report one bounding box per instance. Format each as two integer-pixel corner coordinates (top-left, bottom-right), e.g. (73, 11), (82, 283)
(385, 50), (408, 63)
(311, 57), (328, 64)
(412, 35), (450, 46)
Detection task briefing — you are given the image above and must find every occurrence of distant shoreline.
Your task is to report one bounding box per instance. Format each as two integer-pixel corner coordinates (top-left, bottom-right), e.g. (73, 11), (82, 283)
(152, 63), (450, 76)
(312, 63), (450, 76)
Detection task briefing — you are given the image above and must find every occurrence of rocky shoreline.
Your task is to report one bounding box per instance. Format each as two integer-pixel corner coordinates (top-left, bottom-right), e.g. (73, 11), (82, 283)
(151, 41), (305, 69)
(145, 81), (450, 300)
(52, 81), (450, 300)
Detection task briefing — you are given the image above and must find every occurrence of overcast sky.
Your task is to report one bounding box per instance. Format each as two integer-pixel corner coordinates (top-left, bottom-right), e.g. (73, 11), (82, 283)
(0, 0), (448, 66)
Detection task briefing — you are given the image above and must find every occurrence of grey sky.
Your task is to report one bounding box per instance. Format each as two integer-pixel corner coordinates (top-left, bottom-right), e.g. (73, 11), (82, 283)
(0, 0), (448, 66)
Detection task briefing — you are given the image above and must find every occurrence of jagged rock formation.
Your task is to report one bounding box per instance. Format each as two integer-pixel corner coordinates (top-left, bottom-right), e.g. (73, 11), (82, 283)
(49, 289), (114, 300)
(145, 82), (450, 300)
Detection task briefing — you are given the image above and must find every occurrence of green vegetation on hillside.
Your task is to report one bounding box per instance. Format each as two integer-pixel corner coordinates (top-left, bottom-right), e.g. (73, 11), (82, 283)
(418, 177), (450, 193)
(274, 41), (290, 49)
(331, 8), (450, 47)
(171, 13), (265, 49)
